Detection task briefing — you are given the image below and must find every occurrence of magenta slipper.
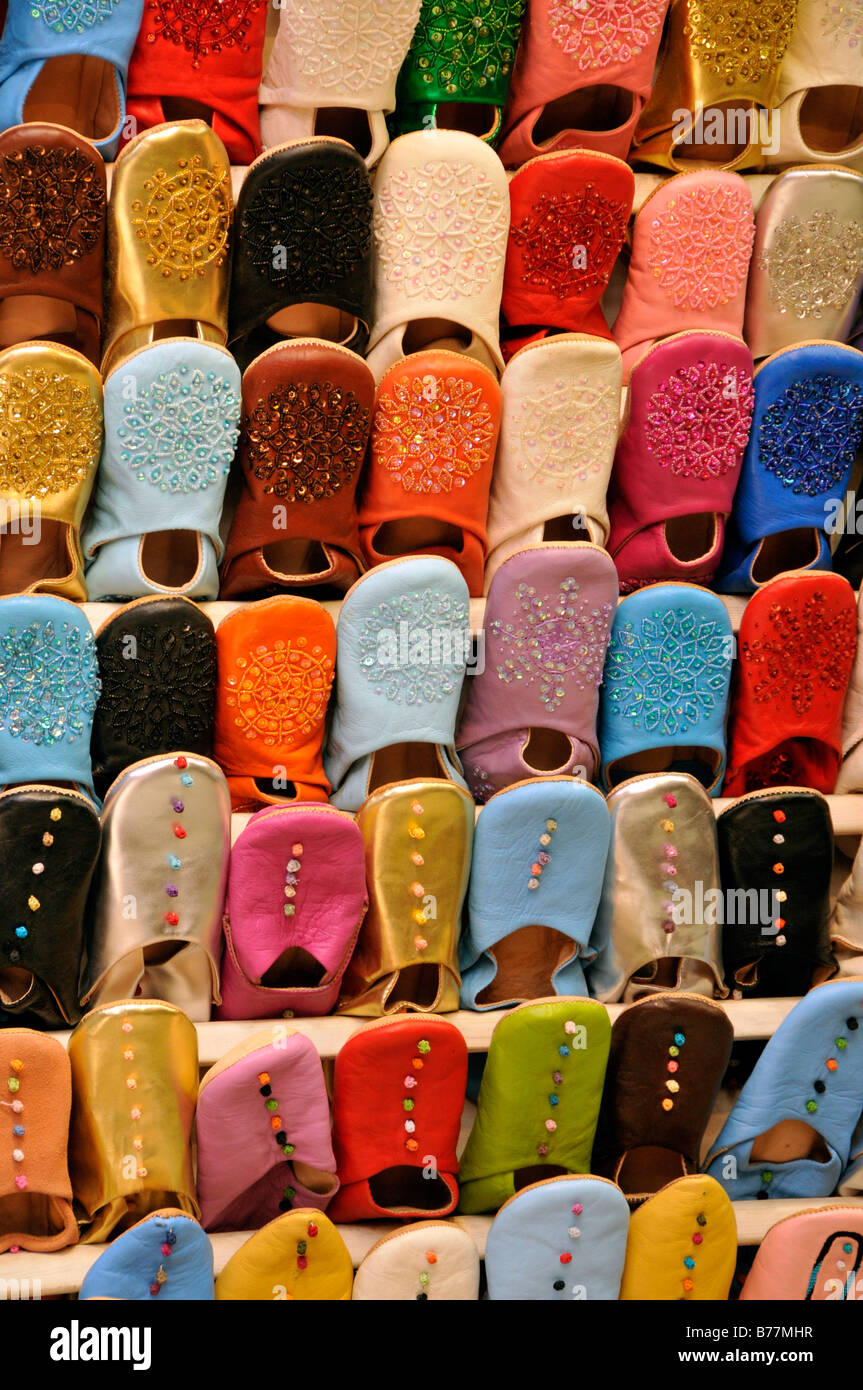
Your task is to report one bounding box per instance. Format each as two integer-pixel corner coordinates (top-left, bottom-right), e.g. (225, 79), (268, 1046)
(456, 543), (617, 800)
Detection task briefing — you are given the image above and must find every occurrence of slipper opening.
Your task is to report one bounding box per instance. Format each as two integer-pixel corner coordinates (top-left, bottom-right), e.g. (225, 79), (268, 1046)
(158, 97), (217, 128)
(749, 1117), (832, 1167)
(476, 926), (577, 1006)
(262, 539), (332, 581)
(514, 1163), (569, 1190)
(368, 1165), (453, 1213)
(543, 514), (591, 542)
(371, 518), (465, 557)
(290, 1162), (339, 1197)
(261, 945), (327, 989)
(751, 529), (821, 584)
(267, 304), (358, 345)
(402, 318), (473, 355)
(0, 297), (80, 351)
(665, 513), (719, 564)
(112, 1192), (192, 1235)
(430, 104), (499, 140)
(312, 108), (374, 159)
(387, 964), (442, 1011)
(139, 530), (203, 589)
(252, 776), (299, 800)
(668, 100), (758, 168)
(799, 86), (863, 156)
(531, 87), (636, 143)
(24, 56), (120, 143)
(0, 523), (77, 595)
(606, 745), (723, 791)
(0, 966), (34, 1006)
(616, 1146), (688, 1195)
(368, 743), (450, 790)
(0, 1193), (69, 1242)
(734, 738), (838, 794)
(522, 727), (574, 773)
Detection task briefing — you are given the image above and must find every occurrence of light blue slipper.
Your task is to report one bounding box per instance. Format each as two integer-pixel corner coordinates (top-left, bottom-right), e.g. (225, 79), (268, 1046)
(79, 1210), (214, 1300)
(485, 1175), (630, 1301)
(719, 342), (863, 593)
(460, 776), (610, 1010)
(703, 978), (863, 1200)
(84, 339), (241, 600)
(324, 556), (470, 812)
(0, 594), (99, 800)
(0, 0), (145, 159)
(599, 582), (733, 796)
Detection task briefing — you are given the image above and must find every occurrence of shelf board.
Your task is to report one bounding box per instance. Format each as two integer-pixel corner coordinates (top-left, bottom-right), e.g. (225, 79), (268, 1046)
(5, 1197), (861, 1295)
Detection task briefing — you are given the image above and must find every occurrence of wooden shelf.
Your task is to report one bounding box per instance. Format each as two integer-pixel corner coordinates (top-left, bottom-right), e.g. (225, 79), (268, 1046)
(6, 1197), (861, 1296)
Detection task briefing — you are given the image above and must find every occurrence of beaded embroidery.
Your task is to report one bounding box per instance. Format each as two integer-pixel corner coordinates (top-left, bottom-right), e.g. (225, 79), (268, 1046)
(548, 0), (666, 65)
(0, 146), (104, 274)
(684, 0), (796, 83)
(147, 0), (264, 67)
(30, 0), (118, 32)
(242, 162), (371, 290)
(278, 0), (421, 91)
(644, 361), (753, 479)
(820, 0), (863, 45)
(225, 638), (333, 746)
(118, 367), (240, 493)
(759, 374), (863, 496)
(0, 620), (99, 744)
(374, 160), (508, 301)
(759, 209), (863, 320)
(98, 624), (216, 749)
(0, 366), (101, 495)
(647, 184), (753, 311)
(511, 376), (618, 487)
(245, 381), (369, 502)
(511, 186), (628, 298)
(491, 578), (613, 713)
(404, 0), (524, 96)
(373, 374), (496, 493)
(605, 607), (730, 734)
(132, 156), (230, 280)
(358, 589), (469, 703)
(743, 591), (856, 716)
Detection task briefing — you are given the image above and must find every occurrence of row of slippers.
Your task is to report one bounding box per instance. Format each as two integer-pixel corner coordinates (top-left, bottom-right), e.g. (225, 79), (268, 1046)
(0, 0), (858, 172)
(7, 748), (863, 1031)
(67, 1187), (863, 1301)
(0, 559), (860, 813)
(6, 117), (863, 384)
(6, 983), (863, 1259)
(8, 325), (863, 604)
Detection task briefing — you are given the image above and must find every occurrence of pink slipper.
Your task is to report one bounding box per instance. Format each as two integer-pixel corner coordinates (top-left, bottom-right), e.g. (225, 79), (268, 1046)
(498, 0), (670, 166)
(457, 542), (617, 800)
(218, 804), (368, 1019)
(607, 330), (754, 590)
(612, 171), (755, 381)
(196, 1028), (338, 1232)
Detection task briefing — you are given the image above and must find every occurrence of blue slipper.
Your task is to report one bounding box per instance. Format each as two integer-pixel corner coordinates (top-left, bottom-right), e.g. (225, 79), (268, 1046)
(459, 776), (610, 1010)
(719, 342), (863, 593)
(324, 556), (470, 812)
(599, 582), (733, 796)
(79, 1210), (214, 1300)
(0, 594), (99, 800)
(0, 0), (145, 159)
(84, 340), (241, 600)
(703, 978), (863, 1200)
(485, 1175), (630, 1301)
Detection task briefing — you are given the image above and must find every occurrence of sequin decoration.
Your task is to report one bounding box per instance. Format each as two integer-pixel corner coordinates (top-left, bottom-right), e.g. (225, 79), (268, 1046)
(358, 588), (469, 703)
(0, 620), (99, 744)
(511, 375), (619, 488)
(759, 209), (863, 320)
(0, 146), (104, 274)
(373, 374), (496, 493)
(404, 0), (524, 96)
(644, 361), (753, 479)
(491, 578), (614, 713)
(0, 365), (101, 496)
(225, 637), (333, 746)
(605, 607), (731, 734)
(547, 0), (666, 65)
(245, 380), (369, 502)
(684, 0), (796, 83)
(510, 186), (628, 298)
(647, 183), (754, 310)
(118, 366), (240, 493)
(98, 623), (216, 749)
(820, 0), (863, 45)
(30, 0), (118, 31)
(147, 0), (264, 67)
(759, 374), (863, 497)
(132, 156), (230, 280)
(277, 0), (421, 91)
(374, 159), (508, 301)
(742, 590), (857, 716)
(242, 161), (371, 290)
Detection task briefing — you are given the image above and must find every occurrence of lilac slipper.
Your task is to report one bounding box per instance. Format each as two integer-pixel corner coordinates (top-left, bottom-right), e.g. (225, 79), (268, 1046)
(456, 543), (617, 801)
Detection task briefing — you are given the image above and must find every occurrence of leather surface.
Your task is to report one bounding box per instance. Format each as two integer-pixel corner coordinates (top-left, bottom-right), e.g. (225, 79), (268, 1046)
(79, 1210), (214, 1299)
(352, 1220), (480, 1300)
(215, 1209), (353, 1300)
(0, 1028), (77, 1252)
